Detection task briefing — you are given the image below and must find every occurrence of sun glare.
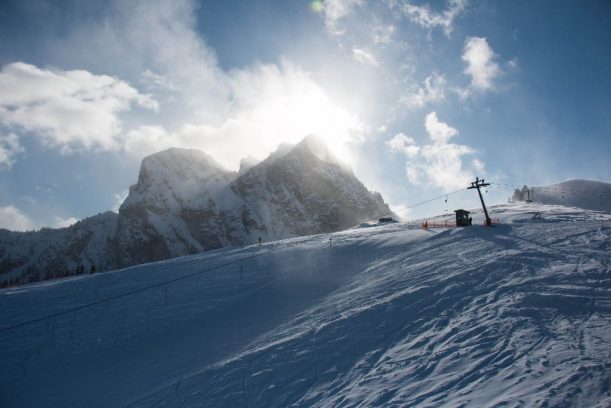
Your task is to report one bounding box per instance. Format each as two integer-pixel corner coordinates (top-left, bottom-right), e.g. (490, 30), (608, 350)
(310, 1), (324, 13)
(254, 82), (363, 168)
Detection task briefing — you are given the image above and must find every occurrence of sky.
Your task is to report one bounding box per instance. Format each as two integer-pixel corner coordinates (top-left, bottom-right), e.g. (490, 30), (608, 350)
(0, 0), (610, 230)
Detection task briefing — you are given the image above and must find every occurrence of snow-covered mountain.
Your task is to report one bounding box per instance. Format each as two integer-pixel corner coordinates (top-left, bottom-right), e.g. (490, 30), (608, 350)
(232, 135), (391, 239)
(1, 204), (609, 407)
(114, 135), (391, 267)
(0, 137), (392, 285)
(115, 147), (239, 267)
(0, 212), (118, 285)
(513, 179), (611, 213)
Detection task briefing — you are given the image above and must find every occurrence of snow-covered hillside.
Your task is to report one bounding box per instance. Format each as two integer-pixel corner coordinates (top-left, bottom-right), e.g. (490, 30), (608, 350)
(513, 179), (611, 213)
(0, 212), (118, 284)
(1, 203), (609, 407)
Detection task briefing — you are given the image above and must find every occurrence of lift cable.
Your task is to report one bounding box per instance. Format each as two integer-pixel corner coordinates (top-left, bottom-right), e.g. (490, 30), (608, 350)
(404, 187), (467, 209)
(0, 250), (268, 335)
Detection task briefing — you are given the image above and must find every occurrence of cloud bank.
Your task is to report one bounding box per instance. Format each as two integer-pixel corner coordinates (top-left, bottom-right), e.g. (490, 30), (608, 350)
(0, 0), (365, 171)
(0, 62), (157, 153)
(0, 205), (37, 231)
(0, 204), (77, 231)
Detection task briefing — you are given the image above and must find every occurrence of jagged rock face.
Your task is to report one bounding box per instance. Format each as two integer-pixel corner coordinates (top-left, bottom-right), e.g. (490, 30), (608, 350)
(115, 139), (392, 265)
(115, 148), (239, 267)
(232, 137), (391, 239)
(1, 137), (394, 284)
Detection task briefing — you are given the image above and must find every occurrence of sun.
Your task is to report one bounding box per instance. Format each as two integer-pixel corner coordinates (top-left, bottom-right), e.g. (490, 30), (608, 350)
(263, 81), (362, 167)
(310, 1), (324, 13)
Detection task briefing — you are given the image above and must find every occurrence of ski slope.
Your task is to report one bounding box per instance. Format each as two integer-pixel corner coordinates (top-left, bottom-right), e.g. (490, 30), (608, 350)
(0, 204), (610, 407)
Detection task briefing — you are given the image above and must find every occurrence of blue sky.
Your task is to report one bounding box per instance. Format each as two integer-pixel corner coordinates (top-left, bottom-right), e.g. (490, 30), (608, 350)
(0, 0), (609, 230)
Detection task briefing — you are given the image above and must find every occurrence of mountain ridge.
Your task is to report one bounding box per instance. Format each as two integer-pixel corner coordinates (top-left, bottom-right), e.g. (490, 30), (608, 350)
(0, 137), (392, 286)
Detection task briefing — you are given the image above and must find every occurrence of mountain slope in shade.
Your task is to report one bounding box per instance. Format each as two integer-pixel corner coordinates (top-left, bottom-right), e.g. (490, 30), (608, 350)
(0, 212), (118, 284)
(1, 204), (609, 407)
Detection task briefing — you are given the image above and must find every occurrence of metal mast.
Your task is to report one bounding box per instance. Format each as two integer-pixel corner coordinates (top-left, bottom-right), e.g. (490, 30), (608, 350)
(468, 177), (492, 226)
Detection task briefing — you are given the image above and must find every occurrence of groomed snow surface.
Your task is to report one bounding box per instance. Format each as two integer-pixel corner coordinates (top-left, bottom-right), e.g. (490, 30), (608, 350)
(1, 204), (610, 407)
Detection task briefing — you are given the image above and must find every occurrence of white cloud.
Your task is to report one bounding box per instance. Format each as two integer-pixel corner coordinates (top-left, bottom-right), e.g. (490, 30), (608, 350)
(123, 62), (364, 169)
(0, 0), (366, 171)
(352, 48), (379, 66)
(142, 69), (176, 91)
(0, 205), (37, 231)
(452, 86), (471, 101)
(400, 0), (467, 36)
(0, 133), (24, 170)
(414, 140), (474, 190)
(386, 111), (482, 190)
(471, 158), (485, 173)
(386, 132), (420, 157)
(112, 189), (129, 212)
(52, 216), (78, 228)
(400, 73), (446, 109)
(371, 20), (396, 44)
(390, 203), (410, 220)
(0, 204), (79, 231)
(462, 37), (501, 91)
(124, 125), (174, 156)
(424, 111), (458, 144)
(320, 0), (363, 35)
(56, 0), (227, 117)
(507, 57), (519, 71)
(0, 62), (157, 153)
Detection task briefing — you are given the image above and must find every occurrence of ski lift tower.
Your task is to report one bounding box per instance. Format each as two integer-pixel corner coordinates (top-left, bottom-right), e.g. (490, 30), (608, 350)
(468, 177), (492, 226)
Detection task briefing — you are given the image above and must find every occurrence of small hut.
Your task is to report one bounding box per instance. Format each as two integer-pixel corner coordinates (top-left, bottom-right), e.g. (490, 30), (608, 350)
(454, 209), (472, 227)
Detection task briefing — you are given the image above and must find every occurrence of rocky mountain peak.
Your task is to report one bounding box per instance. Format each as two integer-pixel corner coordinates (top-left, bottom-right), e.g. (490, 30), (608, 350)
(239, 156), (260, 174)
(122, 147), (236, 211)
(137, 147), (233, 186)
(1, 137), (394, 284)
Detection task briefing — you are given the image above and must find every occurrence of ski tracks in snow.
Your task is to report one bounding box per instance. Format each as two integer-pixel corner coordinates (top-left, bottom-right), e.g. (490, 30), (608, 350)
(1, 204), (610, 407)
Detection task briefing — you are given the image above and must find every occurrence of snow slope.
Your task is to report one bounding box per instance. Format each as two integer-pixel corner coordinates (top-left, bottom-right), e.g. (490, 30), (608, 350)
(513, 179), (611, 213)
(0, 203), (610, 407)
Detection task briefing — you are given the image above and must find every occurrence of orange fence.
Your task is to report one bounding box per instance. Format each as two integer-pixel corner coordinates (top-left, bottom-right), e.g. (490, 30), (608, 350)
(421, 220), (456, 229)
(421, 218), (501, 229)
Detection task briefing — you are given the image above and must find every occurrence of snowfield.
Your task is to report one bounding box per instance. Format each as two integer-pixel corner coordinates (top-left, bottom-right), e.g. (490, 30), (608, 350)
(1, 203), (610, 407)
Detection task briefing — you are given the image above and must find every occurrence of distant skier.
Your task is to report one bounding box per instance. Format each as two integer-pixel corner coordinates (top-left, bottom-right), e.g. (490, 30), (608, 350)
(258, 237), (262, 246)
(90, 264), (97, 274)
